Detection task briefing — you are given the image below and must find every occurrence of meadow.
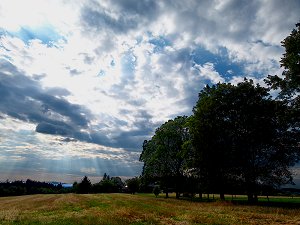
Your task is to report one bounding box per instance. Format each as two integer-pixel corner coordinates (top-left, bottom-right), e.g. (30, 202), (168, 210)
(0, 193), (300, 224)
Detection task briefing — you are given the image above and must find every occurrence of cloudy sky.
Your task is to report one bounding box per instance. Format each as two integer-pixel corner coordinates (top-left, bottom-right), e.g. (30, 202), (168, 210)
(0, 0), (299, 183)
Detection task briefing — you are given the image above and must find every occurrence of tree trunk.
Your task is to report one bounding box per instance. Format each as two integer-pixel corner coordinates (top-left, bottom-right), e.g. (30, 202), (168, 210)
(246, 178), (258, 203)
(254, 194), (258, 203)
(165, 186), (169, 198)
(220, 192), (225, 201)
(247, 193), (254, 203)
(175, 177), (179, 199)
(247, 193), (258, 203)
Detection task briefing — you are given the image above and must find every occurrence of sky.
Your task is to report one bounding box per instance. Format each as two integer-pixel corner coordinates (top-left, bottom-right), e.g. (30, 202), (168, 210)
(0, 0), (299, 184)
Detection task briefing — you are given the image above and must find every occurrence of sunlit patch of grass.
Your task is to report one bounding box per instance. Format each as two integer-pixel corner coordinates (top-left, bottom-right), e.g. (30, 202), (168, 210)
(0, 193), (300, 224)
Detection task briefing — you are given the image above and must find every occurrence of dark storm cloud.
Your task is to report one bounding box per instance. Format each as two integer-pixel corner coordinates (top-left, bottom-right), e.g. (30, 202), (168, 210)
(162, 0), (299, 44)
(0, 61), (152, 151)
(80, 0), (159, 35)
(35, 122), (70, 135)
(36, 94), (89, 126)
(111, 109), (160, 150)
(80, 0), (257, 43)
(113, 0), (159, 18)
(81, 3), (138, 34)
(0, 60), (91, 137)
(80, 0), (299, 63)
(45, 87), (71, 97)
(113, 129), (151, 150)
(32, 73), (47, 81)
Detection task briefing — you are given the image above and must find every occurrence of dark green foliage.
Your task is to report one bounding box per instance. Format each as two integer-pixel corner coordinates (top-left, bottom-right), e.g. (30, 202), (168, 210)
(72, 181), (78, 193)
(91, 174), (124, 193)
(266, 22), (300, 96)
(77, 176), (92, 194)
(153, 185), (160, 197)
(92, 176), (124, 193)
(126, 177), (140, 194)
(188, 80), (299, 202)
(0, 174), (125, 197)
(0, 180), (70, 196)
(140, 75), (299, 202)
(110, 176), (125, 192)
(140, 116), (189, 198)
(93, 179), (114, 193)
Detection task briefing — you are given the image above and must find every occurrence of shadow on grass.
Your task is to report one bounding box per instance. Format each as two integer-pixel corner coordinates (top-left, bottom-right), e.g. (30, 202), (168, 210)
(230, 199), (300, 209)
(156, 195), (220, 203)
(155, 194), (300, 209)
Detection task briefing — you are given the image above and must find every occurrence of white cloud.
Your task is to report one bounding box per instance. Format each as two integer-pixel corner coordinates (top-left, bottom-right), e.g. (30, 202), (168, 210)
(193, 62), (225, 83)
(0, 0), (79, 34)
(80, 167), (97, 174)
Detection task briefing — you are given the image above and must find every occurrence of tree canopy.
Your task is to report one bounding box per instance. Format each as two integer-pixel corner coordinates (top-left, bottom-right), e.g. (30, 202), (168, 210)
(188, 80), (299, 202)
(266, 22), (300, 96)
(140, 116), (189, 198)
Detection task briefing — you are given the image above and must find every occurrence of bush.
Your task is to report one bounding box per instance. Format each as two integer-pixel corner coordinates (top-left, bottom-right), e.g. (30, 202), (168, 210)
(153, 185), (160, 197)
(126, 177), (140, 194)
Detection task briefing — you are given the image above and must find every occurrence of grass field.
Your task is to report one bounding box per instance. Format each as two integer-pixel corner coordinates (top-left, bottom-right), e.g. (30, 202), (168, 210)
(0, 193), (300, 225)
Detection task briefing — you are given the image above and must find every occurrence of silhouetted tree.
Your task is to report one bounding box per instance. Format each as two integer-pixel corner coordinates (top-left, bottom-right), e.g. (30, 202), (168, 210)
(266, 22), (300, 164)
(110, 176), (125, 192)
(92, 174), (124, 193)
(77, 176), (92, 194)
(140, 116), (189, 198)
(266, 22), (300, 96)
(153, 185), (160, 197)
(72, 181), (78, 193)
(103, 173), (108, 180)
(126, 177), (140, 194)
(188, 80), (299, 202)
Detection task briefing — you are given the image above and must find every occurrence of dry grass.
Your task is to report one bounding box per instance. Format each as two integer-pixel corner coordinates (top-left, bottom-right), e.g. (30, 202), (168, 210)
(0, 193), (300, 224)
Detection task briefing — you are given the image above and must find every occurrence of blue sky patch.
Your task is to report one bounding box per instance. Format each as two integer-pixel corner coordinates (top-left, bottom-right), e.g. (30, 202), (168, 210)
(97, 69), (106, 77)
(191, 46), (245, 81)
(149, 35), (171, 53)
(121, 51), (136, 78)
(9, 24), (65, 46)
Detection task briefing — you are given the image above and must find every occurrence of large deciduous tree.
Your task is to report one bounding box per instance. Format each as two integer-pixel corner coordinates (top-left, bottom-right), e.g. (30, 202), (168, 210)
(187, 83), (236, 200)
(188, 80), (299, 202)
(140, 116), (189, 198)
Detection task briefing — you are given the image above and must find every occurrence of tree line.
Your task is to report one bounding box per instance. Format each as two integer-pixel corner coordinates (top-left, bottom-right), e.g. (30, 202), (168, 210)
(139, 23), (300, 202)
(0, 174), (140, 197)
(73, 173), (140, 194)
(0, 179), (69, 196)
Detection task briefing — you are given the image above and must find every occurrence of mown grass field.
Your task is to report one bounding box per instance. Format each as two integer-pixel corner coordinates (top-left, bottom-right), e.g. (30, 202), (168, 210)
(0, 193), (300, 225)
